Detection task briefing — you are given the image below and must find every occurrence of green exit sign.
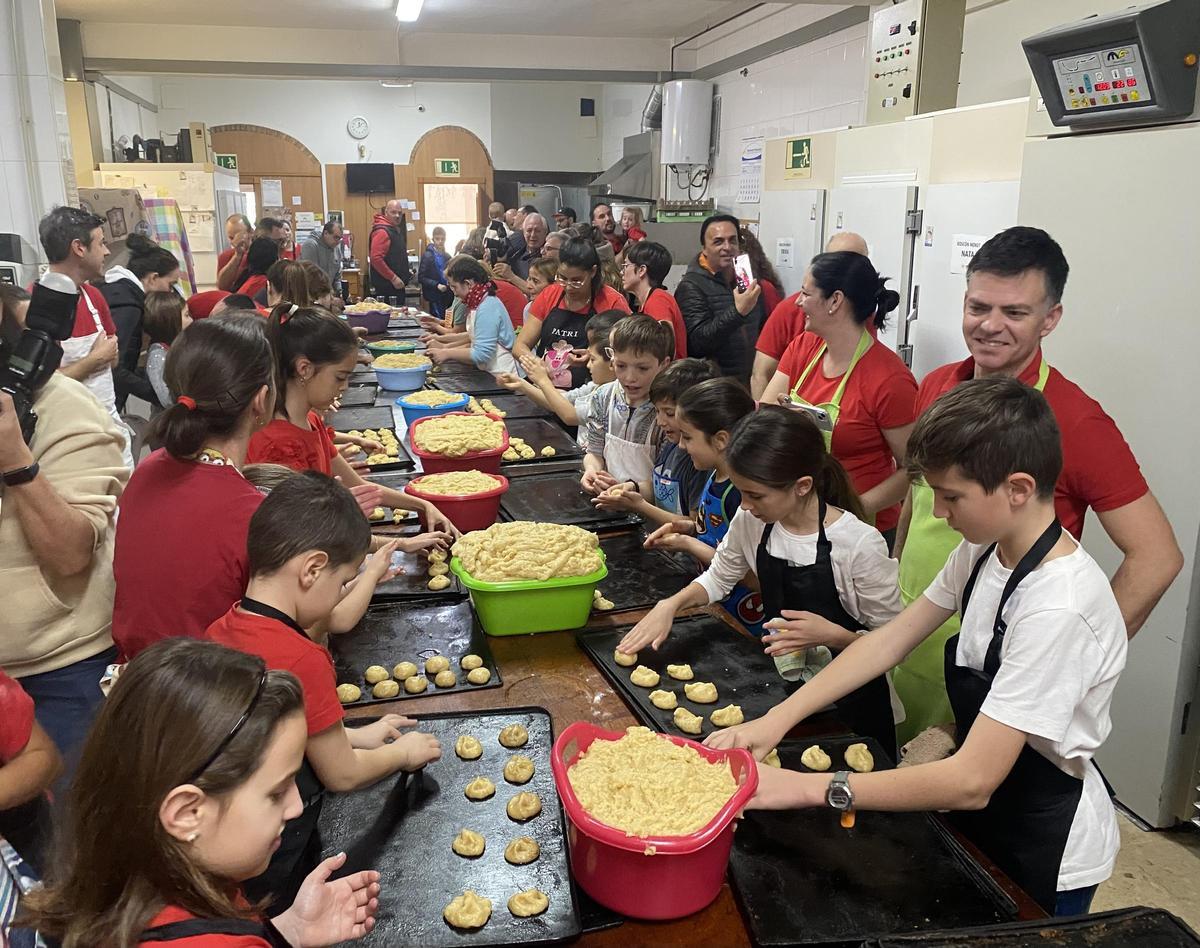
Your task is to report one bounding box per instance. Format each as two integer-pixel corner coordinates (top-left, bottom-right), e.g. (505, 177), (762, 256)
(435, 158), (461, 177)
(215, 153), (238, 171)
(784, 137), (812, 180)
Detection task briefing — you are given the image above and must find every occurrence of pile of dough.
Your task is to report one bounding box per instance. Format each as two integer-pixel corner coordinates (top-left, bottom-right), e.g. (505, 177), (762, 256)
(392, 661), (418, 680)
(508, 889), (549, 918)
(503, 755), (535, 784)
(367, 506), (387, 522)
(673, 707), (703, 735)
(499, 724), (529, 748)
(345, 299), (390, 314)
(404, 675), (429, 694)
(434, 669), (457, 688)
(412, 414), (504, 457)
(540, 446), (556, 457)
(412, 470), (502, 496)
(763, 748), (782, 768)
(683, 682), (718, 704)
(428, 563), (450, 577)
(502, 448), (519, 462)
(710, 705), (744, 727)
(455, 735), (483, 760)
(507, 791), (542, 821)
(363, 665), (390, 685)
(507, 436), (536, 461)
(428, 575), (451, 591)
(401, 389), (463, 407)
(428, 549), (447, 564)
(374, 353), (431, 369)
(666, 664), (694, 681)
(593, 589), (614, 611)
(443, 890), (491, 930)
(504, 836), (540, 865)
(801, 745), (832, 772)
(464, 777), (496, 800)
(425, 656), (450, 675)
(451, 829), (485, 857)
(613, 649), (638, 667)
(451, 522), (602, 583)
(336, 684), (361, 704)
(467, 667), (492, 685)
(630, 666), (660, 688)
(566, 726), (738, 837)
(845, 742), (875, 773)
(372, 680), (400, 699)
(478, 397), (506, 417)
(460, 654), (484, 670)
(649, 690), (677, 710)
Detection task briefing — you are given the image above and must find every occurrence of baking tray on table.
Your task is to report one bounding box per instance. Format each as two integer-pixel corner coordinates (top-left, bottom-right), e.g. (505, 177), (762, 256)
(501, 418), (582, 465)
(329, 600), (500, 707)
(592, 531), (695, 613)
(873, 907), (1200, 948)
(319, 706), (581, 947)
(577, 613), (802, 739)
(430, 366), (508, 396)
(499, 471), (642, 533)
(328, 405), (395, 432)
(478, 393), (555, 420)
(371, 548), (466, 602)
(348, 368), (377, 387)
(730, 735), (1016, 947)
(337, 385), (378, 408)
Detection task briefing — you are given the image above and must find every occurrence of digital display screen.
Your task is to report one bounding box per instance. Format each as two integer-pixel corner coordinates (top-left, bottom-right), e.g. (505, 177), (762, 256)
(1051, 41), (1154, 112)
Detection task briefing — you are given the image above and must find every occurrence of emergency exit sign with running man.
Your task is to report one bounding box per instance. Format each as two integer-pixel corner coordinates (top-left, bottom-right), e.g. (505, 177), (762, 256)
(784, 137), (812, 180)
(436, 158), (461, 177)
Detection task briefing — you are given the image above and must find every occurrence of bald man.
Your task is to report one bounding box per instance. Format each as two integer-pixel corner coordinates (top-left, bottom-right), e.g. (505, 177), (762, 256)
(749, 231), (869, 398)
(369, 199), (412, 296)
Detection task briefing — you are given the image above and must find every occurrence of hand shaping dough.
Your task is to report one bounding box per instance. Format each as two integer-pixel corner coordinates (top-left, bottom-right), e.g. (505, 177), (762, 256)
(845, 742), (875, 773)
(666, 663), (694, 681)
(336, 684), (361, 704)
(371, 679), (400, 699)
(455, 735), (483, 760)
(630, 665), (660, 688)
(800, 745), (832, 772)
(425, 655), (450, 675)
(464, 777), (496, 801)
(451, 828), (485, 857)
(763, 748), (782, 768)
(613, 649), (638, 668)
(460, 654), (483, 670)
(404, 675), (429, 694)
(503, 755), (535, 784)
(498, 724), (528, 748)
(427, 549), (447, 564)
(428, 575), (451, 591)
(673, 707), (704, 735)
(505, 836), (540, 866)
(649, 689), (677, 710)
(443, 890), (491, 930)
(392, 661), (418, 681)
(466, 666), (492, 685)
(710, 704), (744, 727)
(508, 889), (550, 918)
(506, 791), (542, 821)
(429, 563), (450, 577)
(363, 665), (390, 685)
(434, 669), (457, 688)
(683, 681), (718, 704)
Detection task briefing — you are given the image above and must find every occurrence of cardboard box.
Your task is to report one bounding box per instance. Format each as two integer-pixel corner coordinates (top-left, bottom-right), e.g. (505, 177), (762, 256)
(76, 188), (151, 256)
(189, 123), (214, 164)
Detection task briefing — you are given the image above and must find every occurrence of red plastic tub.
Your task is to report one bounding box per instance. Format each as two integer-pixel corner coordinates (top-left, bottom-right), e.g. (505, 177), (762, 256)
(408, 412), (509, 475)
(550, 721), (758, 920)
(404, 473), (508, 533)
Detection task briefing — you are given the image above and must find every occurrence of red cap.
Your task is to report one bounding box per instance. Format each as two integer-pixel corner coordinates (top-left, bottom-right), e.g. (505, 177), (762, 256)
(186, 290), (230, 319)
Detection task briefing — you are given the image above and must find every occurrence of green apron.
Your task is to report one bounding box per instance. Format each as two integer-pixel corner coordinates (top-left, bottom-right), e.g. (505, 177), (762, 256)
(788, 330), (873, 451)
(892, 357), (1051, 745)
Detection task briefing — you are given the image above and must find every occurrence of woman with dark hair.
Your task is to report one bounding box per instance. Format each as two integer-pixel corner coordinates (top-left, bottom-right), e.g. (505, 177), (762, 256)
(513, 237), (630, 389)
(418, 226), (454, 319)
(760, 252), (917, 545)
(259, 258), (310, 309)
(739, 227), (785, 317)
(426, 257), (520, 375)
(236, 237), (280, 300)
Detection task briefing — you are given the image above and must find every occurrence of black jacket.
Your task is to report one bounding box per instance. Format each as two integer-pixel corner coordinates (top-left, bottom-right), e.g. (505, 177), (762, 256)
(417, 246), (453, 310)
(673, 255), (765, 383)
(98, 275), (159, 410)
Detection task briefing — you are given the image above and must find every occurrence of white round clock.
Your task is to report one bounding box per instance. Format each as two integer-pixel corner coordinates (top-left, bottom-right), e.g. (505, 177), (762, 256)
(347, 116), (370, 140)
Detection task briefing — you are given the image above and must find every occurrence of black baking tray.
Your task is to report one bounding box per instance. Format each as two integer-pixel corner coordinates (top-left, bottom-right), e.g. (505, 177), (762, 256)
(478, 393), (555, 420)
(348, 370), (377, 387)
(499, 472), (642, 533)
(593, 532), (696, 613)
(730, 736), (1016, 947)
(337, 385), (378, 408)
(328, 406), (396, 432)
(501, 460), (586, 480)
(371, 548), (466, 602)
(502, 418), (583, 464)
(430, 366), (508, 396)
(329, 600), (500, 706)
(318, 706), (581, 947)
(873, 907), (1200, 947)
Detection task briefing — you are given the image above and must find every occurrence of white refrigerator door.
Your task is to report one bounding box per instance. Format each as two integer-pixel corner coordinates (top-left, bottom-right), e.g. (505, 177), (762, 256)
(755, 190), (826, 297)
(824, 185), (917, 353)
(1019, 125), (1200, 827)
(909, 181), (1021, 381)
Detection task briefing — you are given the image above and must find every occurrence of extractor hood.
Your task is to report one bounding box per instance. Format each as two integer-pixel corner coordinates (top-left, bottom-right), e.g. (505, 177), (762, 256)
(589, 130), (662, 202)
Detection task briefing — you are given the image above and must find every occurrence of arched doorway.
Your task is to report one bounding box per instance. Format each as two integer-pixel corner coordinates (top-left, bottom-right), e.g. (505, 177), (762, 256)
(210, 125), (325, 232)
(408, 126), (494, 253)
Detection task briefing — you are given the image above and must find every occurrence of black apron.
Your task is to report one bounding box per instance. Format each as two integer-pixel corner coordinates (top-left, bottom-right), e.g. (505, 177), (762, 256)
(236, 598), (327, 915)
(756, 500), (897, 761)
(140, 917), (291, 946)
(537, 289), (596, 390)
(944, 521), (1084, 914)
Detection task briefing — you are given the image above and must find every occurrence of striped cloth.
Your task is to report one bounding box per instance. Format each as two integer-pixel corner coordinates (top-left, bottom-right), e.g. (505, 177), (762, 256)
(142, 198), (198, 296)
(1, 836), (44, 948)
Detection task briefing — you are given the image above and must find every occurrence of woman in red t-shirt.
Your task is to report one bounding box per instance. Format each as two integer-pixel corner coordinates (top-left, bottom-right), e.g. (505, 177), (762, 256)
(622, 240), (687, 360)
(236, 238), (280, 300)
(22, 639), (381, 947)
(759, 252), (916, 541)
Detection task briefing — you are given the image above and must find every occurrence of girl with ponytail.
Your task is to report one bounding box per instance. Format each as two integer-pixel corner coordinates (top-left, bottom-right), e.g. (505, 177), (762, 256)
(759, 251), (918, 546)
(622, 405), (903, 759)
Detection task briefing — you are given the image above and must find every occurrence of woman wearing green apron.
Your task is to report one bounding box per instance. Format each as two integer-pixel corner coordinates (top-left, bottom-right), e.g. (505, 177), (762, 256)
(759, 252), (916, 548)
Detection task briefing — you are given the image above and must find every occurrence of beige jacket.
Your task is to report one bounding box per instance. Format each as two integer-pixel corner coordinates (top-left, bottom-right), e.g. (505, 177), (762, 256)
(0, 373), (128, 677)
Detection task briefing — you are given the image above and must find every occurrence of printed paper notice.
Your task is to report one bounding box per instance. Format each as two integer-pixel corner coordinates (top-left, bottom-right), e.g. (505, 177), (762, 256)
(950, 234), (988, 274)
(260, 178), (283, 206)
(737, 137), (764, 205)
(776, 237), (794, 269)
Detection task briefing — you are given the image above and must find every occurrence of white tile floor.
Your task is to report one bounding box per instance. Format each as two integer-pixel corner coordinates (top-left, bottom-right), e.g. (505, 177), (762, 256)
(1092, 815), (1200, 931)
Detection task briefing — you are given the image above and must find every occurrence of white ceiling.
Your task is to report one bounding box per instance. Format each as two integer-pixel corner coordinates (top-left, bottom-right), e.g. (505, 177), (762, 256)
(57, 0), (765, 37)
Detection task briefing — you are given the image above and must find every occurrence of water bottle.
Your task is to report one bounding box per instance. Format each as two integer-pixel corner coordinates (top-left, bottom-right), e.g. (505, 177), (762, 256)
(764, 617), (806, 682)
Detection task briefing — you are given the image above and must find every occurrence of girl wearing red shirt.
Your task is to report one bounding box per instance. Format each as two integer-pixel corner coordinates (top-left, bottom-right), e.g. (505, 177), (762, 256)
(22, 639), (381, 948)
(759, 253), (916, 540)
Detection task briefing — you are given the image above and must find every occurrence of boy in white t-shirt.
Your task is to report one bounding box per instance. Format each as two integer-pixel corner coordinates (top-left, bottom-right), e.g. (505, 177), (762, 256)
(707, 376), (1128, 917)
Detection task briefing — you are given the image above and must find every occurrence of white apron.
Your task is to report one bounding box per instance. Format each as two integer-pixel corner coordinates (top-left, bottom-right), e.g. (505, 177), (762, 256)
(60, 289), (134, 468)
(466, 305), (520, 377)
(601, 390), (655, 484)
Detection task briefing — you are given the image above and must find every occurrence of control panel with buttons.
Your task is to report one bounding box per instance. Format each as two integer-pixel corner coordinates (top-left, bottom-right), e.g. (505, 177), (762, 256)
(866, 0), (966, 126)
(1053, 43), (1155, 111)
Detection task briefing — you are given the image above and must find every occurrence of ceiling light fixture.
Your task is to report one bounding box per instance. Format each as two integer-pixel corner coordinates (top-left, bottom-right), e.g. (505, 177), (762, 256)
(381, 79), (414, 88)
(395, 0), (424, 22)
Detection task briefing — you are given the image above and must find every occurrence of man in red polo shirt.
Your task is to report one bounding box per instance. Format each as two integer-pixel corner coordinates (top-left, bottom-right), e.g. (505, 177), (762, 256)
(215, 213), (253, 291)
(751, 231), (869, 398)
(891, 226), (1183, 743)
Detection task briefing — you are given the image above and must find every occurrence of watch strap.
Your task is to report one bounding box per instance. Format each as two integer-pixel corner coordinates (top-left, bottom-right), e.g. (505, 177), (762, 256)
(1, 461), (39, 486)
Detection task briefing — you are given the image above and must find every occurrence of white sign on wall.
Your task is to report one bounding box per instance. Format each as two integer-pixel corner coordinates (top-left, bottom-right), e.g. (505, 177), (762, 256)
(260, 178), (283, 206)
(950, 233), (988, 274)
(776, 237), (794, 269)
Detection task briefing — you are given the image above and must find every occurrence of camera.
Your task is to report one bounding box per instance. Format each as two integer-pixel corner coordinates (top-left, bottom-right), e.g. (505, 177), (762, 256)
(0, 272), (78, 444)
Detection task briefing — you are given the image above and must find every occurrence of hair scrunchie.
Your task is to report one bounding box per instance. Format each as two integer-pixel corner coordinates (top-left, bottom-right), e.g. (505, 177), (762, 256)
(177, 395), (197, 411)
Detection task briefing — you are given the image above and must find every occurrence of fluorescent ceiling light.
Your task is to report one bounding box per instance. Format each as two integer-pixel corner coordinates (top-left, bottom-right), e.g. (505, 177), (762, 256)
(396, 0), (424, 22)
(381, 79), (414, 87)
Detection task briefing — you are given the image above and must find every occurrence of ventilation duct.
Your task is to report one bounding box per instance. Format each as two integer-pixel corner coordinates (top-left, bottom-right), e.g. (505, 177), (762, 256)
(57, 19), (85, 81)
(640, 85), (663, 132)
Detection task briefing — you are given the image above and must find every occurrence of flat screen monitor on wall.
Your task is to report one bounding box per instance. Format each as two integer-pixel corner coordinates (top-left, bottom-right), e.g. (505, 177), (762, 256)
(346, 163), (395, 194)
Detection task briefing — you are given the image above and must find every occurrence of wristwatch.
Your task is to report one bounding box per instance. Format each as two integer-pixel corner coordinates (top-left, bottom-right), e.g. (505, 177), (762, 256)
(826, 770), (853, 811)
(2, 462), (39, 486)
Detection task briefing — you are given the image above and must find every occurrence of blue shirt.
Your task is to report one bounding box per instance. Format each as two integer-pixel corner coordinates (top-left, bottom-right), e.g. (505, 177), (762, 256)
(469, 294), (517, 367)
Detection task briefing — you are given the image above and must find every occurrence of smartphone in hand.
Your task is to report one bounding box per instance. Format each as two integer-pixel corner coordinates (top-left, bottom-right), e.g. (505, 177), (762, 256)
(734, 253), (754, 291)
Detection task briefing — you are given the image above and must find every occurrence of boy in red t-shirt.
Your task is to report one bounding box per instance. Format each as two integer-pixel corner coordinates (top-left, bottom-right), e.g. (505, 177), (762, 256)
(207, 471), (441, 910)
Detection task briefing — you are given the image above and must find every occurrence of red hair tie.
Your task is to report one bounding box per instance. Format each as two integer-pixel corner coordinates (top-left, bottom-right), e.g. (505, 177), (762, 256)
(177, 395), (197, 411)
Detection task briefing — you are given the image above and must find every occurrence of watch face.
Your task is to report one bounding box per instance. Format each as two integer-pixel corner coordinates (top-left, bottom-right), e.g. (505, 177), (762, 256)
(827, 782), (852, 809)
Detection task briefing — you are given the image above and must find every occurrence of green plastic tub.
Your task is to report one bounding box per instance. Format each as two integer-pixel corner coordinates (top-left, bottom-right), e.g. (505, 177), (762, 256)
(450, 552), (608, 636)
